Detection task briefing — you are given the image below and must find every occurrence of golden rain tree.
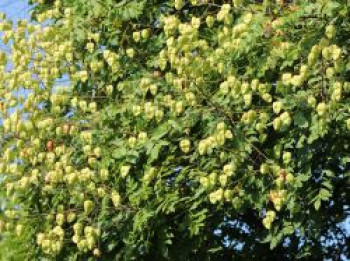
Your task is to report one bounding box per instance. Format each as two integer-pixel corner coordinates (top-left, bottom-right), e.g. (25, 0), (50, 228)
(0, 0), (349, 260)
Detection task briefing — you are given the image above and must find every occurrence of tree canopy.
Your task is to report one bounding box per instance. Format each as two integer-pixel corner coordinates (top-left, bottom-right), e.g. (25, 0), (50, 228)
(0, 0), (349, 260)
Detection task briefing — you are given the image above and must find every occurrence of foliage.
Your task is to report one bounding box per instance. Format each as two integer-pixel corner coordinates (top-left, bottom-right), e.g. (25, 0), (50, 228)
(0, 0), (349, 260)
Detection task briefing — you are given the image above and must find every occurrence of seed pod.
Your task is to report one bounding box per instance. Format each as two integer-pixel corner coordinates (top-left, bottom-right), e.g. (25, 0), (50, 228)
(67, 212), (76, 223)
(73, 222), (83, 235)
(199, 177), (209, 188)
(128, 136), (137, 147)
(83, 200), (94, 215)
(198, 140), (208, 155)
(132, 31), (141, 42)
(89, 102), (97, 113)
(62, 123), (71, 134)
(155, 109), (164, 121)
(273, 117), (282, 131)
(275, 177), (284, 188)
(149, 84), (158, 95)
(111, 191), (121, 207)
(266, 210), (276, 222)
(346, 119), (350, 131)
(262, 93), (272, 103)
(153, 70), (161, 78)
(206, 16), (214, 28)
(316, 102), (327, 116)
(46, 140), (54, 152)
(263, 217), (272, 229)
(106, 85), (114, 96)
(138, 132), (148, 143)
(273, 101), (283, 114)
(180, 139), (191, 153)
(175, 101), (184, 114)
(286, 173), (294, 184)
(16, 224), (23, 236)
(223, 164), (234, 176)
(219, 174), (228, 187)
(273, 197), (283, 211)
(279, 169), (287, 180)
(94, 147), (102, 158)
(120, 165), (131, 178)
(244, 93), (252, 107)
(126, 48), (135, 58)
(56, 213), (65, 226)
(86, 42), (94, 53)
(325, 24), (336, 39)
(282, 152), (292, 164)
(308, 96), (317, 108)
(209, 172), (218, 186)
(93, 248), (101, 257)
(209, 188), (224, 204)
(87, 236), (96, 250)
(332, 46), (341, 60)
(260, 163), (270, 174)
(282, 73), (292, 85)
(322, 47), (332, 60)
(141, 29), (150, 39)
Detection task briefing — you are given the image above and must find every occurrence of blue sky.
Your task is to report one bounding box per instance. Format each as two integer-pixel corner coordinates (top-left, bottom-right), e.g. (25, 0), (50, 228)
(0, 0), (30, 21)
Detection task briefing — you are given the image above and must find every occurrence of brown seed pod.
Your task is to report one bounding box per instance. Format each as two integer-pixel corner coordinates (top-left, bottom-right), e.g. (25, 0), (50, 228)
(279, 169), (287, 180)
(264, 23), (273, 38)
(45, 174), (51, 183)
(46, 140), (54, 152)
(20, 150), (28, 158)
(63, 123), (71, 134)
(275, 30), (285, 37)
(289, 5), (298, 12)
(153, 70), (161, 78)
(269, 191), (277, 202)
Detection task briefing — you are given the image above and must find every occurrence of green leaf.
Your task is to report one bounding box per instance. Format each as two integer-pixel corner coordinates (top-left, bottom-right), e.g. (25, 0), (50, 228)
(270, 236), (279, 250)
(314, 199), (321, 211)
(282, 225), (294, 236)
(294, 112), (308, 128)
(319, 188), (331, 201)
(112, 147), (127, 159)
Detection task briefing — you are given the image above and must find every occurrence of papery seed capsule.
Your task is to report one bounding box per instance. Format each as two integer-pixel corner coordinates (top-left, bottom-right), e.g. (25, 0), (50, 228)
(219, 174), (228, 187)
(138, 132), (148, 142)
(141, 29), (150, 39)
(316, 102), (327, 116)
(16, 224), (23, 236)
(325, 24), (336, 39)
(46, 140), (54, 152)
(132, 31), (141, 42)
(286, 173), (294, 184)
(100, 169), (109, 180)
(179, 139), (191, 153)
(120, 165), (131, 178)
(111, 191), (121, 207)
(283, 152), (292, 164)
(67, 212), (76, 223)
(86, 42), (94, 53)
(126, 48), (135, 58)
(73, 222), (83, 235)
(62, 123), (71, 134)
(347, 119), (350, 131)
(273, 117), (282, 131)
(83, 200), (94, 215)
(93, 248), (101, 257)
(260, 163), (270, 174)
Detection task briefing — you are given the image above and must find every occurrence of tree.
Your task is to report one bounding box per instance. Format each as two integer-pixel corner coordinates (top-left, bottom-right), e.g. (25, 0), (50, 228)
(0, 0), (349, 260)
